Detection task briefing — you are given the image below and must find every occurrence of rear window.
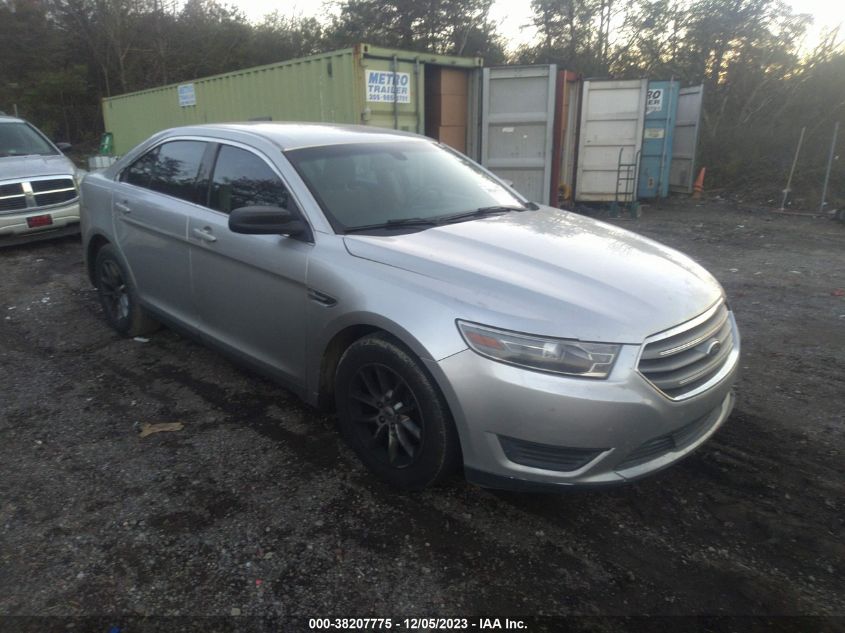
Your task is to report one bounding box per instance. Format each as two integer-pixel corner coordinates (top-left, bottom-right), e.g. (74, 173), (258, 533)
(123, 140), (206, 203)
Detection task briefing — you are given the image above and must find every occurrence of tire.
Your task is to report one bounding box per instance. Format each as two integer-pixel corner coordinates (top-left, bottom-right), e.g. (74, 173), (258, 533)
(335, 333), (461, 490)
(94, 244), (159, 337)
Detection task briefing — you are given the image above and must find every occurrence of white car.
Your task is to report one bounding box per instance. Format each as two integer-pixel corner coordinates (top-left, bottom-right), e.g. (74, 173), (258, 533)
(0, 115), (82, 245)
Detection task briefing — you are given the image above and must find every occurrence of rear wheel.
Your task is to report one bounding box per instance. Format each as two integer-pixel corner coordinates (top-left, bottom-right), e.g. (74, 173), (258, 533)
(335, 333), (461, 490)
(94, 244), (159, 337)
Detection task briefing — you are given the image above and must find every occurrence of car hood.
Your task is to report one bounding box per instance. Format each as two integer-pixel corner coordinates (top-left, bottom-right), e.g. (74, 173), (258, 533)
(0, 154), (76, 181)
(343, 208), (724, 344)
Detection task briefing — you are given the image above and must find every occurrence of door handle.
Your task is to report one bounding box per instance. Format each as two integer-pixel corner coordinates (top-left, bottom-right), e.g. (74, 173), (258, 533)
(192, 227), (217, 243)
(115, 201), (131, 214)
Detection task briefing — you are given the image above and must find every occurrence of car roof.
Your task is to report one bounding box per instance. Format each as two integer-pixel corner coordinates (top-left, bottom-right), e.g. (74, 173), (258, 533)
(0, 115), (26, 124)
(163, 122), (428, 151)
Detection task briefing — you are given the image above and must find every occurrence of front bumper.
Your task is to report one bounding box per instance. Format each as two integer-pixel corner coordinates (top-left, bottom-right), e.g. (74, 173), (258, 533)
(0, 201), (81, 244)
(425, 315), (739, 490)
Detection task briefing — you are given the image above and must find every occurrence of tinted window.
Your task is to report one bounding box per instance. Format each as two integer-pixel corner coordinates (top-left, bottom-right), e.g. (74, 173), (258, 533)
(147, 141), (206, 202)
(123, 147), (159, 188)
(209, 145), (290, 214)
(123, 141), (206, 202)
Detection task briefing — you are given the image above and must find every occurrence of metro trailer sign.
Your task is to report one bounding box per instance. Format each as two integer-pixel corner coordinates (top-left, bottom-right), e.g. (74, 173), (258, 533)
(366, 70), (411, 103)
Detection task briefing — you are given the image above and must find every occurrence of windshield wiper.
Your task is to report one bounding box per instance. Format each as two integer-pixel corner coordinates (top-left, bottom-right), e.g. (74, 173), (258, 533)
(436, 205), (529, 225)
(344, 203), (539, 234)
(344, 217), (440, 233)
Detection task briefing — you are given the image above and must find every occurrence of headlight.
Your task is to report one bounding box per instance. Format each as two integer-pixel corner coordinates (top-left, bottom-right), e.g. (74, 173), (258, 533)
(73, 168), (87, 189)
(457, 320), (620, 378)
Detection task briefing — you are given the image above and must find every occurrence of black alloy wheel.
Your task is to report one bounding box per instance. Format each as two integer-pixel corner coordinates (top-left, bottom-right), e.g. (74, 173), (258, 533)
(348, 362), (424, 469)
(98, 257), (131, 324)
(335, 333), (461, 489)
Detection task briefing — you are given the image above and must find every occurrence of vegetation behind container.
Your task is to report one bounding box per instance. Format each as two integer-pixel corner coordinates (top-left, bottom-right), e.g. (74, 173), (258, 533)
(102, 44), (482, 155)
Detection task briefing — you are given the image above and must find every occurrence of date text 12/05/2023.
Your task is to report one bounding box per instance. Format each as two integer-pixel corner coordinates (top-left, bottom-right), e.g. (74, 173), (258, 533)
(308, 618), (527, 630)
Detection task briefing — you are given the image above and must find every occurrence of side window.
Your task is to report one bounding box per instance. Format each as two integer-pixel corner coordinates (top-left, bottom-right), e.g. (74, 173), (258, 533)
(209, 145), (290, 214)
(122, 147), (159, 188)
(147, 141), (206, 203)
(121, 140), (206, 203)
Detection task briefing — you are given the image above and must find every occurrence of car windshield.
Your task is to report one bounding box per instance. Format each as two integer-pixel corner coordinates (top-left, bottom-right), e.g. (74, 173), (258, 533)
(285, 141), (525, 232)
(0, 122), (58, 158)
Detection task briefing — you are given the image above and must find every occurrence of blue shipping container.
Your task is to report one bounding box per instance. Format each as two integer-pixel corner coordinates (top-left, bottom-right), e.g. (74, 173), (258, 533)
(638, 80), (679, 198)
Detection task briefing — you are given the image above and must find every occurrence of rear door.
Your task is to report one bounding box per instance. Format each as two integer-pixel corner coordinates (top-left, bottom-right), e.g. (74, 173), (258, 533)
(187, 143), (311, 385)
(115, 139), (208, 324)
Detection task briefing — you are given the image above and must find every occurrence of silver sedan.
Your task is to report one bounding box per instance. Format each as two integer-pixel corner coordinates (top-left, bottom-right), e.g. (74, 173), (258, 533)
(80, 123), (739, 490)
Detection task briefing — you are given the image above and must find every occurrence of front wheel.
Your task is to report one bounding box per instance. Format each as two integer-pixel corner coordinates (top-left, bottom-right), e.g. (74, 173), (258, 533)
(335, 333), (461, 490)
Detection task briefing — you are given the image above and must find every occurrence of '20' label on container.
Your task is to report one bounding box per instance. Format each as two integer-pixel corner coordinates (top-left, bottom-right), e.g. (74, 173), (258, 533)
(646, 89), (663, 114)
(366, 70), (411, 104)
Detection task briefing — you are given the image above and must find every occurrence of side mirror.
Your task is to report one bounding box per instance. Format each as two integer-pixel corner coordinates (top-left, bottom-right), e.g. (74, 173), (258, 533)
(56, 142), (72, 152)
(228, 205), (310, 238)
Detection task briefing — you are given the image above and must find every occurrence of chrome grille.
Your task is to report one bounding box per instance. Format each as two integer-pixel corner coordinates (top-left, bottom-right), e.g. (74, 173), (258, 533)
(0, 176), (77, 214)
(0, 182), (26, 212)
(638, 302), (735, 399)
(35, 189), (77, 207)
(30, 178), (73, 193)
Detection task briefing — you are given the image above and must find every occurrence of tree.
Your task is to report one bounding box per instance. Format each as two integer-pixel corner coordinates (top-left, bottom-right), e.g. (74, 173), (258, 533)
(245, 12), (325, 67)
(324, 0), (506, 62)
(1, 0), (841, 208)
(519, 0), (620, 75)
(520, 0), (845, 200)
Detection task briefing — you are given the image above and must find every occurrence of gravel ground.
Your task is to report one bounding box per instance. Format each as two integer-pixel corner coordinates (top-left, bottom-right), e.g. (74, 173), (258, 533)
(0, 199), (843, 627)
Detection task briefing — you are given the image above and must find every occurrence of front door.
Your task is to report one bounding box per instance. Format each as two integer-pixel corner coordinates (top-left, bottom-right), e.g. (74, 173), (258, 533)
(187, 143), (310, 385)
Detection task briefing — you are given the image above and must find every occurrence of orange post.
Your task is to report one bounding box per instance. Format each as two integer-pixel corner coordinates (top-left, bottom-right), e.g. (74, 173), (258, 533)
(692, 167), (706, 199)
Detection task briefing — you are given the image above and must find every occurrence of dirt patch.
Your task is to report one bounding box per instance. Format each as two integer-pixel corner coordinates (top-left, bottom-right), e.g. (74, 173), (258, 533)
(0, 199), (842, 620)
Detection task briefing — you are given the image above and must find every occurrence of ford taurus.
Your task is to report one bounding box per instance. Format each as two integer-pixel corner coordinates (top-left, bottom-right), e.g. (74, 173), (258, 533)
(80, 123), (739, 490)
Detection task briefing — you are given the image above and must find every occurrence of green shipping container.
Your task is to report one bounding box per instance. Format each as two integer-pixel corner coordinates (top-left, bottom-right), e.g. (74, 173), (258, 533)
(102, 44), (483, 156)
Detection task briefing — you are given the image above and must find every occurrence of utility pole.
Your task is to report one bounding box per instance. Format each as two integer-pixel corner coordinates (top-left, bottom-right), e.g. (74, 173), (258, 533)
(780, 127), (805, 211)
(819, 122), (840, 214)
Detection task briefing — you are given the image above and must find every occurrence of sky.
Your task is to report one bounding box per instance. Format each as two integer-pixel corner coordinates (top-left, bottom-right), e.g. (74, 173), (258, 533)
(231, 0), (845, 53)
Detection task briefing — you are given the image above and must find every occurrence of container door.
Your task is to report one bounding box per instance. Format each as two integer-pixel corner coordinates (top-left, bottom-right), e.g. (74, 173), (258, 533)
(552, 71), (580, 205)
(481, 65), (558, 205)
(638, 80), (679, 199)
(360, 56), (423, 134)
(669, 85), (704, 193)
(575, 79), (648, 202)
